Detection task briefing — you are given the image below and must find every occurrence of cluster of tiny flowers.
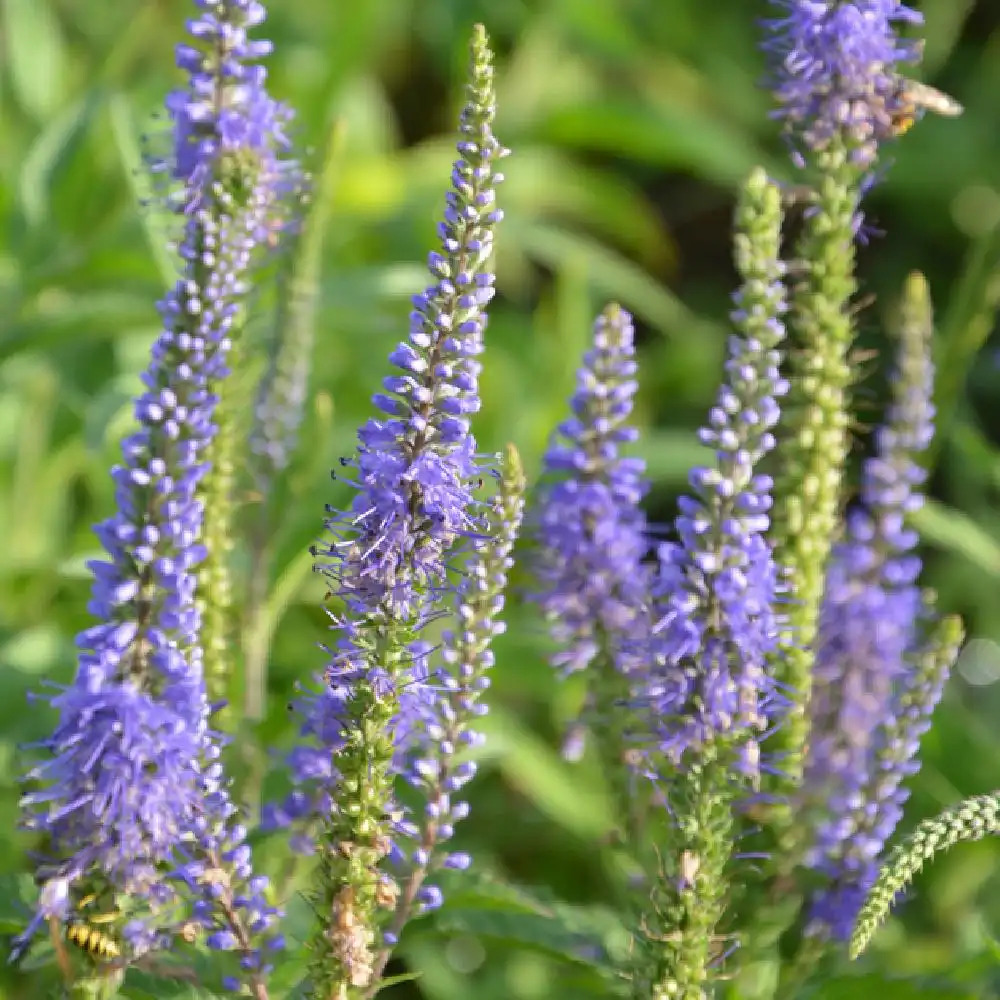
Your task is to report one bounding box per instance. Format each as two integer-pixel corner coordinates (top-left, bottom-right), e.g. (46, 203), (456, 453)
(764, 0), (923, 167)
(532, 304), (650, 678)
(16, 0), (292, 973)
(396, 447), (526, 920)
(646, 185), (788, 780)
(805, 282), (937, 940)
(277, 25), (508, 831)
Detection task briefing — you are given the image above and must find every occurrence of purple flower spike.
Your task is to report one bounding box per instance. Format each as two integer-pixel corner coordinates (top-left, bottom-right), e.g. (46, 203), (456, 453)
(647, 171), (789, 782)
(805, 272), (944, 941)
(16, 0), (293, 983)
(313, 83), (508, 623)
(276, 27), (506, 997)
(533, 303), (651, 680)
(764, 0), (923, 166)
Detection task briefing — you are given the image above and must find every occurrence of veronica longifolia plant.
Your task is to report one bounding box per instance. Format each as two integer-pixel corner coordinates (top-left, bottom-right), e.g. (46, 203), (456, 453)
(16, 1), (294, 994)
(764, 0), (925, 809)
(629, 167), (789, 1000)
(10, 2), (977, 999)
(270, 25), (510, 998)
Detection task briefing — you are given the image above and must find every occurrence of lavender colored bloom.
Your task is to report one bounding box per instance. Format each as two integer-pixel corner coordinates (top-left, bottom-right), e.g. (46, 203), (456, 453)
(764, 0), (923, 167)
(313, 123), (507, 621)
(287, 24), (507, 810)
(804, 273), (939, 940)
(399, 446), (524, 914)
(646, 191), (788, 779)
(276, 27), (505, 996)
(634, 171), (788, 1000)
(532, 303), (650, 678)
(16, 0), (292, 977)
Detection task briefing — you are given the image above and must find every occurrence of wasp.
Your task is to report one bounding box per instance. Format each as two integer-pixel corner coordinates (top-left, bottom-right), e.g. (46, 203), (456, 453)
(891, 79), (964, 136)
(65, 922), (120, 961)
(62, 891), (121, 962)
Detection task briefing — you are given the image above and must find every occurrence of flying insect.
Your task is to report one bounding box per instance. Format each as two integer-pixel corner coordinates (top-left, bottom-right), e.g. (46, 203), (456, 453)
(892, 80), (964, 136)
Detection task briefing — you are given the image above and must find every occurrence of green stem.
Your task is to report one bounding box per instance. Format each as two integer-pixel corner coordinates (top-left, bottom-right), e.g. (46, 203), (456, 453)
(309, 621), (410, 1000)
(642, 761), (733, 1000)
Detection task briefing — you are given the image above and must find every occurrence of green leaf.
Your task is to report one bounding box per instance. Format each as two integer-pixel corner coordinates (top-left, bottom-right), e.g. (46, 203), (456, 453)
(537, 100), (776, 185)
(373, 970), (424, 992)
(437, 876), (627, 978)
(476, 707), (613, 840)
(802, 974), (978, 1000)
(2, 0), (68, 122)
(441, 873), (629, 960)
(911, 499), (1000, 577)
(18, 94), (101, 229)
(511, 219), (714, 336)
(0, 873), (36, 932)
(121, 968), (220, 1000)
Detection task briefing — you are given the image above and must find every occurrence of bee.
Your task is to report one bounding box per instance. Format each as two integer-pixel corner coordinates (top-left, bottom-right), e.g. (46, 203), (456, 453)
(891, 79), (964, 136)
(65, 922), (120, 961)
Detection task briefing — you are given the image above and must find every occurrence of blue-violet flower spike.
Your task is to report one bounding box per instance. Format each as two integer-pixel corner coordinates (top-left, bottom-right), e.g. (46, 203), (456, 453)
(16, 2), (293, 985)
(764, 0), (923, 167)
(805, 271), (940, 941)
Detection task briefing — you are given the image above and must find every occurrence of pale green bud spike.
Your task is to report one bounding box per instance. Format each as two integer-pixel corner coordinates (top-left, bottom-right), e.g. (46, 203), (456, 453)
(243, 116), (346, 722)
(769, 140), (863, 834)
(502, 440), (526, 497)
(734, 166), (784, 281)
(900, 270), (932, 333)
(851, 788), (999, 960)
(850, 615), (973, 962)
(198, 335), (244, 715)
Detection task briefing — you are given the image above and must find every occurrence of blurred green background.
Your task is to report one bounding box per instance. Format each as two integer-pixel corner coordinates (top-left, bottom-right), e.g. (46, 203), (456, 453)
(3, 0), (1000, 997)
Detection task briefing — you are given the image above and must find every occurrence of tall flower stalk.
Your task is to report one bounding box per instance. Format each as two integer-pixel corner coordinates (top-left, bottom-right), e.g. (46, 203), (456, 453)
(802, 272), (951, 941)
(277, 25), (507, 998)
(369, 443), (526, 992)
(635, 167), (788, 1000)
(16, 2), (293, 995)
(763, 0), (925, 835)
(531, 302), (652, 835)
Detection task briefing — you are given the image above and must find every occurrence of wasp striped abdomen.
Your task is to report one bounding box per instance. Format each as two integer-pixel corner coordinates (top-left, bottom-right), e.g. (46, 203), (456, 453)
(66, 923), (119, 961)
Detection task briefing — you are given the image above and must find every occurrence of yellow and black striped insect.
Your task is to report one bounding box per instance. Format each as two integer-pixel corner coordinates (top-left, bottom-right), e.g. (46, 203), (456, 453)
(61, 892), (121, 962)
(65, 921), (120, 961)
(891, 79), (964, 137)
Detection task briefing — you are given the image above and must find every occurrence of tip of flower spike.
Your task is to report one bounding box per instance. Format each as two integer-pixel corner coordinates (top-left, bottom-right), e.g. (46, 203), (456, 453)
(901, 271), (931, 323)
(744, 165), (771, 197)
(597, 302), (635, 352)
(501, 442), (525, 491)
